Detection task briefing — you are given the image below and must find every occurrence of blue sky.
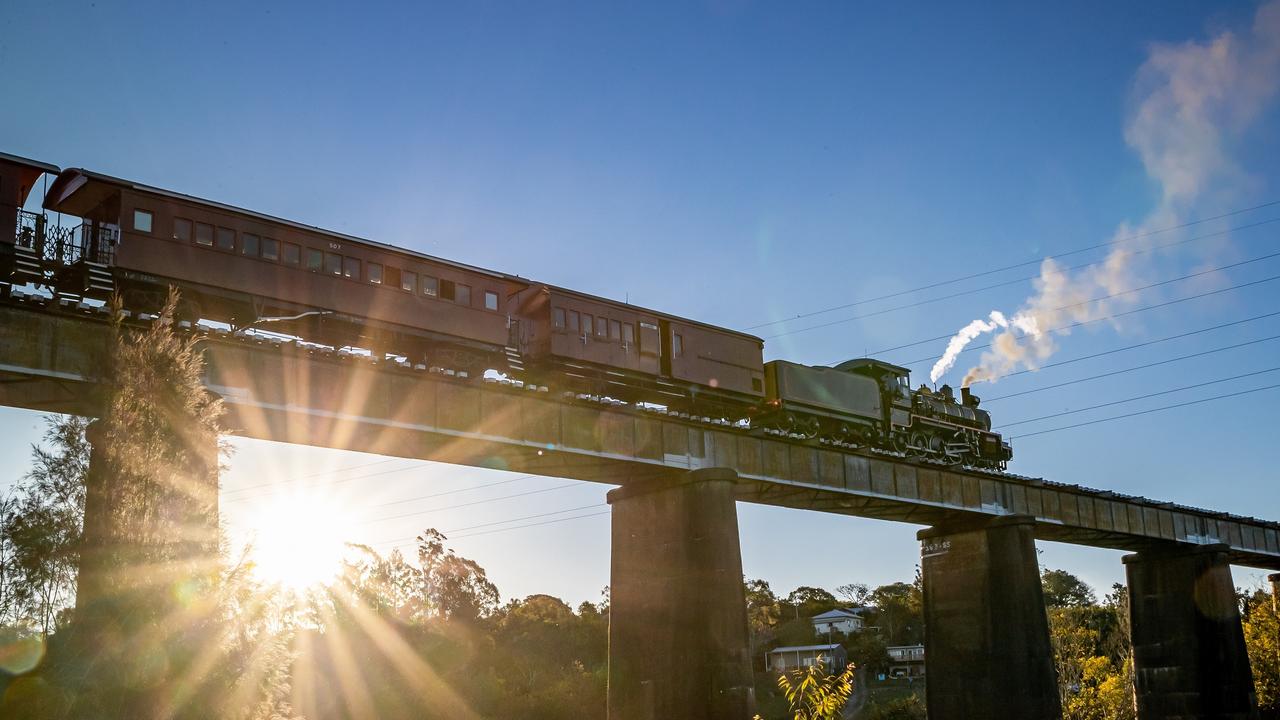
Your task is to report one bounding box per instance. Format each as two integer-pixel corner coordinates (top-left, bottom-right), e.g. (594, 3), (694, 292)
(2, 0), (1279, 603)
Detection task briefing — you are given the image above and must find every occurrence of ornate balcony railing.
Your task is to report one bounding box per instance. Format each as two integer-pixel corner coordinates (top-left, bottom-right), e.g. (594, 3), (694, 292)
(13, 210), (116, 265)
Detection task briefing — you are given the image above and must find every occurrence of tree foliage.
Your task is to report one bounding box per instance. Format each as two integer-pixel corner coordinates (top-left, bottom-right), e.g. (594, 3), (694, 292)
(0, 415), (90, 635)
(1242, 586), (1279, 716)
(1044, 569), (1134, 720)
(1042, 568), (1098, 608)
(768, 660), (856, 720)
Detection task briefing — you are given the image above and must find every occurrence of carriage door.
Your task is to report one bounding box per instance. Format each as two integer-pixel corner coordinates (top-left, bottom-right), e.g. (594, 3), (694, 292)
(638, 320), (664, 376)
(657, 320), (673, 377)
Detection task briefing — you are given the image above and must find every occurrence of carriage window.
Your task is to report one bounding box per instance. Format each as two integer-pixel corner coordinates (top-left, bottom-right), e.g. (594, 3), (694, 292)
(582, 314), (593, 336)
(282, 242), (300, 266)
(173, 218), (192, 242)
(216, 227), (235, 251)
(611, 320), (622, 340)
(261, 237), (279, 261)
(402, 270), (417, 293)
(568, 311), (580, 333)
(673, 333), (684, 358)
(595, 317), (608, 337)
(343, 256), (361, 279)
(439, 279), (455, 301)
(307, 248), (323, 271)
(367, 262), (383, 284)
(324, 252), (342, 275)
(422, 275), (439, 297)
(623, 323), (634, 346)
(133, 209), (152, 233)
(195, 223), (213, 247)
(456, 284), (471, 306)
(241, 233), (260, 256)
(553, 307), (566, 328)
(484, 290), (498, 311)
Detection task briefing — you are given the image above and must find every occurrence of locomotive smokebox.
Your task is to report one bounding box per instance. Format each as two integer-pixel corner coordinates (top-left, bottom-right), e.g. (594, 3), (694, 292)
(961, 386), (980, 408)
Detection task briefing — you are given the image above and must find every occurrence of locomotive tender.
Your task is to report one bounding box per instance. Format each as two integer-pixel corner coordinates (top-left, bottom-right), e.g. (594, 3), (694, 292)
(0, 151), (1012, 469)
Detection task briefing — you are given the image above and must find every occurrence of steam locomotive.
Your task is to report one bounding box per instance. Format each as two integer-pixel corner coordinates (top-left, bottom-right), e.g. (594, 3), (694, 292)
(0, 151), (1012, 470)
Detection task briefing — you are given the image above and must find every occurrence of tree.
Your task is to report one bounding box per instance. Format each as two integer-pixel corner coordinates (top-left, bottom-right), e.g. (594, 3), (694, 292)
(0, 415), (89, 634)
(1047, 600), (1134, 720)
(765, 661), (856, 720)
(61, 290), (223, 719)
(835, 582), (871, 607)
(1241, 586), (1279, 715)
(787, 586), (838, 619)
(416, 529), (499, 622)
(745, 578), (783, 636)
(868, 582), (922, 645)
(1042, 569), (1097, 608)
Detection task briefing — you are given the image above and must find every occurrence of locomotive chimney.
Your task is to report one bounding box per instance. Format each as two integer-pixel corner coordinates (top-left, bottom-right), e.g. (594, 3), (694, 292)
(961, 387), (980, 408)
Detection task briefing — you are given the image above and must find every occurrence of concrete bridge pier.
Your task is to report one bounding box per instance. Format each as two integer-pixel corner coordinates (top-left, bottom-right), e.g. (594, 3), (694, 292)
(606, 467), (755, 720)
(918, 515), (1062, 720)
(1124, 544), (1258, 719)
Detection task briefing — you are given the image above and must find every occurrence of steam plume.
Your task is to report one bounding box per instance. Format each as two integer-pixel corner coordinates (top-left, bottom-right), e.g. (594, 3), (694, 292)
(940, 1), (1280, 388)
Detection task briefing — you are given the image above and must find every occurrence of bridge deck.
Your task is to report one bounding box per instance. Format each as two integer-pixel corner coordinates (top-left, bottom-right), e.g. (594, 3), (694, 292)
(1, 296), (1277, 569)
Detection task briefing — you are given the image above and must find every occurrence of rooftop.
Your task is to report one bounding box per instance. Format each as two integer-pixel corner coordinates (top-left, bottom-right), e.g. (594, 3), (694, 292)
(769, 644), (844, 653)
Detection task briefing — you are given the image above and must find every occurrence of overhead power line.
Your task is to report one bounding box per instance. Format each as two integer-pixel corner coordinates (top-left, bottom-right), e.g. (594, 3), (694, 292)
(223, 461), (430, 503)
(971, 309), (1280, 383)
(221, 458), (404, 497)
(451, 510), (611, 541)
(774, 223), (1280, 342)
(745, 201), (1280, 332)
(1008, 382), (1280, 440)
(982, 333), (1280, 403)
(880, 273), (1280, 363)
(352, 481), (589, 526)
(371, 502), (608, 548)
(997, 366), (1280, 428)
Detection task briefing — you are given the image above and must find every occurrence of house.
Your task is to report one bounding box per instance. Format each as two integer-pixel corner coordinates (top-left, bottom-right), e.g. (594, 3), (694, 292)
(886, 644), (925, 678)
(809, 607), (866, 636)
(766, 644), (849, 674)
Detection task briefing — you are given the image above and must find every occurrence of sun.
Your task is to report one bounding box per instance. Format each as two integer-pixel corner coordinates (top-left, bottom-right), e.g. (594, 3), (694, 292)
(245, 494), (354, 591)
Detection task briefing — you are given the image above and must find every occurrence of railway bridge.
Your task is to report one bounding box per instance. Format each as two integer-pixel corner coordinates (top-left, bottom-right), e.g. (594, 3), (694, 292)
(0, 295), (1275, 719)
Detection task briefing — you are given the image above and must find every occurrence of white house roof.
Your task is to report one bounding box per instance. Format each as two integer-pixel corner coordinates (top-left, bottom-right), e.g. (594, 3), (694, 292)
(769, 644), (844, 654)
(810, 608), (862, 621)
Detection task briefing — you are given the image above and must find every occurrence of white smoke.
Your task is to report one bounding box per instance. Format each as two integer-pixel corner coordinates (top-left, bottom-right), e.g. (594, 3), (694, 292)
(930, 311), (1040, 383)
(942, 1), (1280, 388)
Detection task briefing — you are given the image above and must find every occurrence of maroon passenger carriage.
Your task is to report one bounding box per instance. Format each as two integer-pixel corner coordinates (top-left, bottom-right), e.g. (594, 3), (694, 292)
(1, 153), (766, 415)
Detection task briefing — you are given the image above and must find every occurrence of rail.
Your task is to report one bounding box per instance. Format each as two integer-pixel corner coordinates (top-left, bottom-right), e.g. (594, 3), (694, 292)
(14, 210), (117, 265)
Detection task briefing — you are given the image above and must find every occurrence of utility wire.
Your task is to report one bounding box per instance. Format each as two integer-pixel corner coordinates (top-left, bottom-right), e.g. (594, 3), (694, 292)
(745, 202), (1280, 332)
(352, 481), (588, 526)
(877, 273), (1280, 363)
(997, 366), (1280, 428)
(223, 461), (431, 503)
(221, 458), (403, 496)
(371, 502), (608, 548)
(1008, 383), (1280, 440)
(772, 223), (1280, 341)
(982, 333), (1280, 403)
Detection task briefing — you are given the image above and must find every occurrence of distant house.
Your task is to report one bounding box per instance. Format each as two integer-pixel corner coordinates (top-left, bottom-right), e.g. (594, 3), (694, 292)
(886, 644), (925, 677)
(766, 644), (849, 674)
(809, 608), (866, 636)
